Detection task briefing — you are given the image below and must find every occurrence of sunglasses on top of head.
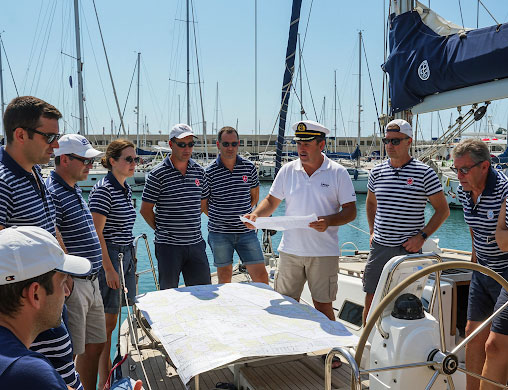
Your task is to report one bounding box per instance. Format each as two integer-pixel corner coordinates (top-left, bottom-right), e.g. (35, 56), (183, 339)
(381, 137), (409, 146)
(174, 141), (195, 148)
(21, 127), (61, 144)
(221, 141), (239, 147)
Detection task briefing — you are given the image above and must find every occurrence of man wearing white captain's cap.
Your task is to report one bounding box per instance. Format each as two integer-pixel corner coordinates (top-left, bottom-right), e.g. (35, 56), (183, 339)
(0, 226), (91, 388)
(244, 119), (357, 326)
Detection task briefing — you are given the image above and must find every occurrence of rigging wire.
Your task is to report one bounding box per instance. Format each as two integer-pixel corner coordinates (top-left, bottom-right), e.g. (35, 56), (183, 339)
(361, 36), (382, 138)
(477, 0), (500, 25)
(115, 57), (137, 137)
(457, 0), (465, 29)
(0, 34), (19, 96)
(301, 56), (318, 121)
(191, 0), (207, 143)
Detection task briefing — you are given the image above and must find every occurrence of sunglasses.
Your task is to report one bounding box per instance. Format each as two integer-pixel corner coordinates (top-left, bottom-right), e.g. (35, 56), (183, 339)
(67, 154), (95, 165)
(174, 141), (195, 148)
(22, 127), (61, 144)
(121, 156), (140, 164)
(382, 137), (409, 146)
(221, 141), (239, 147)
(450, 160), (483, 175)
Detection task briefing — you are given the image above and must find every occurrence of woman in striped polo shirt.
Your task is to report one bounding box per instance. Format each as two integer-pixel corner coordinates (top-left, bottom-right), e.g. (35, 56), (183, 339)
(88, 139), (138, 388)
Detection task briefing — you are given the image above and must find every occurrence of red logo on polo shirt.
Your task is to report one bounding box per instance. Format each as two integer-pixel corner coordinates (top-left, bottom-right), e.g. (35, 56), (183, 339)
(407, 177), (414, 185)
(195, 179), (200, 186)
(242, 175), (248, 183)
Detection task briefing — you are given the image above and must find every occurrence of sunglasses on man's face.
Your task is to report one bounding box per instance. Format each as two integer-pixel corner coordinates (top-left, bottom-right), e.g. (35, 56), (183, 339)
(174, 141), (195, 148)
(221, 141), (239, 147)
(22, 127), (61, 144)
(66, 154), (95, 165)
(382, 137), (409, 146)
(121, 156), (140, 164)
(450, 160), (483, 175)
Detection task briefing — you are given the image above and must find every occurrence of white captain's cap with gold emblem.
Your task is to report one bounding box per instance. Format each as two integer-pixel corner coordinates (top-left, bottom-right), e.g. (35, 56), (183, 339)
(292, 120), (330, 141)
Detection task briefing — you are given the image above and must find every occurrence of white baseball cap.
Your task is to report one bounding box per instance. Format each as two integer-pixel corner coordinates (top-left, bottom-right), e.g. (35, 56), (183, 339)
(54, 134), (103, 158)
(169, 124), (196, 140)
(0, 226), (92, 285)
(385, 119), (413, 138)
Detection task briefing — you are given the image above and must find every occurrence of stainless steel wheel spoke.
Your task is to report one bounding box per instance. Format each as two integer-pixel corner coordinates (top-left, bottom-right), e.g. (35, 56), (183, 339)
(424, 371), (440, 390)
(434, 270), (447, 352)
(445, 374), (455, 390)
(456, 366), (508, 389)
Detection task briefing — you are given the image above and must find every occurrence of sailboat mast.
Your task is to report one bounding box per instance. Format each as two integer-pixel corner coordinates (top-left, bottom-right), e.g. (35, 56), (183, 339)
(215, 82), (219, 136)
(186, 0), (190, 125)
(73, 0), (85, 135)
(334, 70), (337, 153)
(0, 38), (5, 138)
(254, 0), (258, 153)
(357, 31), (362, 168)
(299, 33), (303, 121)
(136, 52), (140, 149)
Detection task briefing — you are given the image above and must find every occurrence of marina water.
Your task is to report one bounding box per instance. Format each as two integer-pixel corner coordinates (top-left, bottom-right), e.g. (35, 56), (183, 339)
(106, 182), (472, 359)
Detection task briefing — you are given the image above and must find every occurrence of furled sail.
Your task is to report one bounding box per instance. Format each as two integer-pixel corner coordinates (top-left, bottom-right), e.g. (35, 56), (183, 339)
(383, 3), (508, 114)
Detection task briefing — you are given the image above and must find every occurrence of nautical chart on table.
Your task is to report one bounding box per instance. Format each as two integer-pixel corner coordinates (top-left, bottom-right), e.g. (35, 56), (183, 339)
(135, 282), (359, 385)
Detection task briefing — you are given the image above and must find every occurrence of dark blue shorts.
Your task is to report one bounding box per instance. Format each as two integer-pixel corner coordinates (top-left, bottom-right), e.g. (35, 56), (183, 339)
(208, 231), (264, 268)
(98, 242), (137, 314)
(155, 240), (211, 290)
(467, 269), (508, 335)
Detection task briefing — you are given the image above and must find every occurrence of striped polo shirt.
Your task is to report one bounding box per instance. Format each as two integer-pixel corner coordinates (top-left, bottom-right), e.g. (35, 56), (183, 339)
(0, 148), (56, 233)
(368, 158), (442, 247)
(0, 148), (82, 390)
(142, 156), (209, 245)
(458, 168), (508, 272)
(46, 171), (103, 274)
(206, 155), (259, 233)
(88, 171), (137, 245)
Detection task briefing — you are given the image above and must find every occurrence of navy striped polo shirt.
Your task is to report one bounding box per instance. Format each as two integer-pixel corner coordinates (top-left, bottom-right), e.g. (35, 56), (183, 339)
(458, 168), (508, 272)
(368, 158), (443, 246)
(142, 156), (209, 245)
(46, 171), (103, 274)
(0, 148), (56, 233)
(0, 148), (82, 390)
(206, 155), (259, 233)
(88, 172), (137, 245)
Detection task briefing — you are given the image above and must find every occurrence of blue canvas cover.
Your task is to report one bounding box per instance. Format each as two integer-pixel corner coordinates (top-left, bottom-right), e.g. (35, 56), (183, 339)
(383, 11), (508, 114)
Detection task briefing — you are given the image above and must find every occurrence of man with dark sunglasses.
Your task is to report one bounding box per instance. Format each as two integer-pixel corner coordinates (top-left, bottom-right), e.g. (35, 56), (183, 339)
(46, 134), (106, 390)
(453, 139), (508, 390)
(363, 119), (449, 324)
(205, 126), (268, 284)
(141, 123), (211, 289)
(0, 96), (83, 389)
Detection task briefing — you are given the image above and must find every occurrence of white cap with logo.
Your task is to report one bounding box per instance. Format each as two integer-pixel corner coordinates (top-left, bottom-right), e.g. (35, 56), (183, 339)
(54, 134), (103, 158)
(385, 119), (413, 138)
(169, 124), (196, 140)
(0, 226), (92, 285)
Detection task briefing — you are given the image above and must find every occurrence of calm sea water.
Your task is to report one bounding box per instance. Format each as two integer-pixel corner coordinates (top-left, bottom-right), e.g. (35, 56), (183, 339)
(108, 182), (472, 358)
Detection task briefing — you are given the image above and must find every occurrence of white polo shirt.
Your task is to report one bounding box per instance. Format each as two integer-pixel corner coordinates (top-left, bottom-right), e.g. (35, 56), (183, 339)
(269, 154), (356, 256)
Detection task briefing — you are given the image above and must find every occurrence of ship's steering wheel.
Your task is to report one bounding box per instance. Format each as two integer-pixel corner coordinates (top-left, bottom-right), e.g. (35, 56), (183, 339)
(325, 261), (508, 390)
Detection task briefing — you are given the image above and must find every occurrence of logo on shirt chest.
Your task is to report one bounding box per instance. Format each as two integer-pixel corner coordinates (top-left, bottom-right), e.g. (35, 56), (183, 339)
(195, 179), (200, 186)
(321, 182), (330, 187)
(487, 210), (494, 220)
(242, 175), (248, 183)
(406, 177), (414, 186)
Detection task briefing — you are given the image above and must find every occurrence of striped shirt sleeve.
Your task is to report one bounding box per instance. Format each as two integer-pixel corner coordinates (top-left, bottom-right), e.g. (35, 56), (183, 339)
(201, 170), (210, 199)
(142, 170), (161, 204)
(423, 167), (443, 196)
(88, 186), (112, 216)
(0, 178), (11, 226)
(367, 166), (377, 193)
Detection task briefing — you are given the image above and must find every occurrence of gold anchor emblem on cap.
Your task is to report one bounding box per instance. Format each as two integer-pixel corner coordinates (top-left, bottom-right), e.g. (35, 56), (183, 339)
(297, 122), (307, 132)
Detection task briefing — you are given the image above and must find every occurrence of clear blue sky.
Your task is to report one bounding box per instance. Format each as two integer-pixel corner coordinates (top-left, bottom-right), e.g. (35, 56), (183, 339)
(1, 0), (508, 141)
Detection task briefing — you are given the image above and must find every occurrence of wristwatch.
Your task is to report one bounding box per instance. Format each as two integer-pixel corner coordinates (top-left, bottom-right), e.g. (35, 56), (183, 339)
(419, 230), (428, 240)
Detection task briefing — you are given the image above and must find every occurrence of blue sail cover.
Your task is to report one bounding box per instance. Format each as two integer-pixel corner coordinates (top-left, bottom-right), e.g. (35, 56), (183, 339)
(383, 11), (508, 114)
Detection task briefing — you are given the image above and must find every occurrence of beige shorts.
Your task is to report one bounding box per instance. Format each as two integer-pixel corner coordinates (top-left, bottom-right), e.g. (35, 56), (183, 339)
(274, 251), (339, 303)
(66, 277), (107, 355)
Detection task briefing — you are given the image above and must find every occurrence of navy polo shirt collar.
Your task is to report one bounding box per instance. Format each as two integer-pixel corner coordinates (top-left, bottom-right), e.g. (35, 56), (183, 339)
(106, 171), (130, 193)
(216, 155), (242, 169)
(388, 157), (413, 171)
(482, 167), (498, 196)
(50, 171), (80, 193)
(0, 147), (32, 178)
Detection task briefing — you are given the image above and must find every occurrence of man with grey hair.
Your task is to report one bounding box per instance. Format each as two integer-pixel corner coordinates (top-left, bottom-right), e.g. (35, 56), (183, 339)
(453, 138), (508, 390)
(363, 119), (449, 323)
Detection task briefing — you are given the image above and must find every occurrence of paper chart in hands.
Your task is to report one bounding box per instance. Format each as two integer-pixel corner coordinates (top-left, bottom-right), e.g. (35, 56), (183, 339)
(240, 213), (318, 231)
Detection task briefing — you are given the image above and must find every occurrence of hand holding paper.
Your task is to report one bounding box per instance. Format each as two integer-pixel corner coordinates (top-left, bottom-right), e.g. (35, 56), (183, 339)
(239, 214), (318, 231)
